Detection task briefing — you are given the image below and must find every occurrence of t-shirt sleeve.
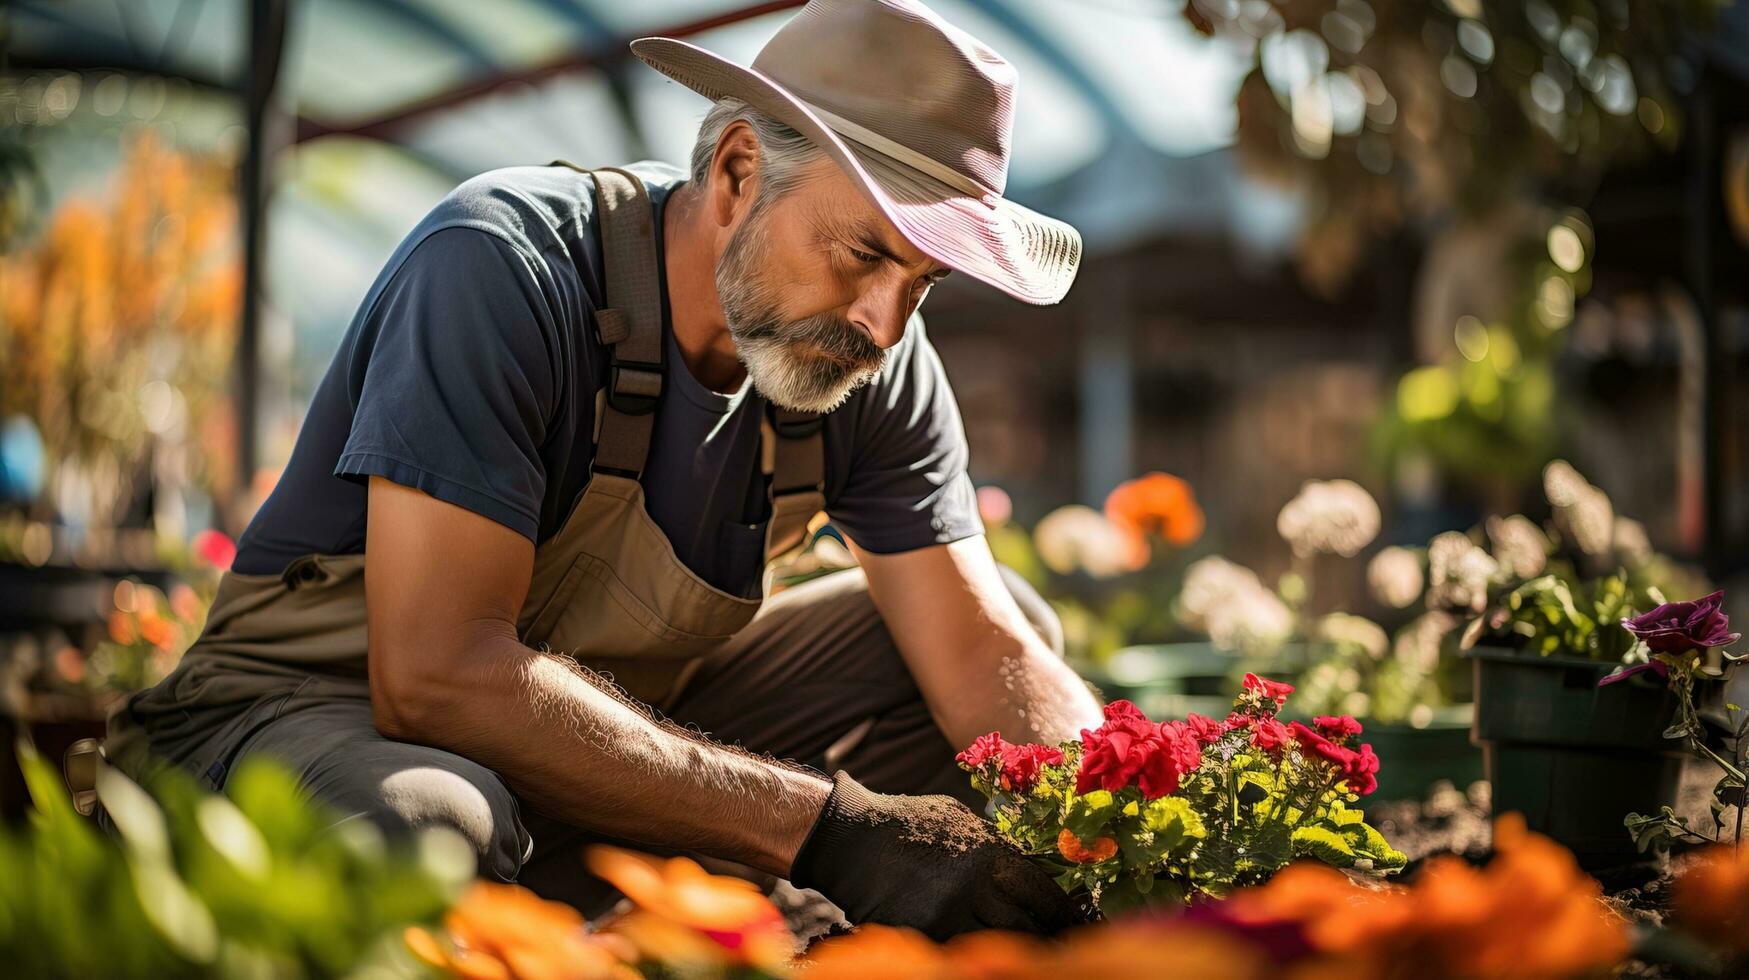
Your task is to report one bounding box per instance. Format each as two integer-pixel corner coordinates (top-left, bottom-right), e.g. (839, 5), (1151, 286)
(826, 315), (984, 554)
(335, 225), (560, 541)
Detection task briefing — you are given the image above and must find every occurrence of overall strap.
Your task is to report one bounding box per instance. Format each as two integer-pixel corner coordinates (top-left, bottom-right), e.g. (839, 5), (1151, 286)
(763, 405), (826, 560)
(563, 162), (665, 478)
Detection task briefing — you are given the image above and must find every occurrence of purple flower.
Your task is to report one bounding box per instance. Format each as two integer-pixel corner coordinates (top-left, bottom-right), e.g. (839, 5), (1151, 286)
(1598, 660), (1670, 687)
(1621, 590), (1741, 654)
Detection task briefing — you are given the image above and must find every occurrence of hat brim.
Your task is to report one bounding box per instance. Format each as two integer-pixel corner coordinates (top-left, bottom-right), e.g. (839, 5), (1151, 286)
(630, 36), (1082, 306)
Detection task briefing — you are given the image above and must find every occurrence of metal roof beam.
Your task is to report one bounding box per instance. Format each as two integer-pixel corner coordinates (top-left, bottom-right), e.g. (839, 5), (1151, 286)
(293, 0), (806, 144)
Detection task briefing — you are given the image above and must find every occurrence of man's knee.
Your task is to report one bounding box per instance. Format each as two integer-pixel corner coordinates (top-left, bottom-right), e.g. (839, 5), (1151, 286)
(239, 702), (532, 882)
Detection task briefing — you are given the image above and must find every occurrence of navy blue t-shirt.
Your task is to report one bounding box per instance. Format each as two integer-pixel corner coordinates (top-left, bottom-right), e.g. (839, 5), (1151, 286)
(234, 161), (982, 597)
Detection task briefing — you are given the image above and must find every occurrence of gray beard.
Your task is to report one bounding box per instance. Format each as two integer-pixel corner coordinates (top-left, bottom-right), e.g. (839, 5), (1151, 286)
(715, 212), (888, 414)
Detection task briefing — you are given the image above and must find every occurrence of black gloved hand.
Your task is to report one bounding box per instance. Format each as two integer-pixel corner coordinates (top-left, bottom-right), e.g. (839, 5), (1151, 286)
(789, 770), (1081, 941)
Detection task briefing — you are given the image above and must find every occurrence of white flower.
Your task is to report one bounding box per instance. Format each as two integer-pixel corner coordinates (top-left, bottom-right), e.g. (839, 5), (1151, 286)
(1177, 556), (1294, 654)
(1426, 531), (1498, 612)
(1032, 505), (1137, 579)
(1316, 612), (1390, 660)
(1276, 479), (1381, 558)
(1486, 514), (1549, 580)
(1543, 460), (1614, 556)
(1366, 546), (1425, 609)
(1612, 516), (1653, 568)
(1393, 611), (1457, 675)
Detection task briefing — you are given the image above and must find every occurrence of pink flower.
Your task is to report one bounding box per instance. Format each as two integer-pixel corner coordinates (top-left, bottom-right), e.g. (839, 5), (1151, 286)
(1243, 672), (1295, 705)
(1313, 715), (1364, 742)
(1185, 713), (1226, 744)
(1251, 718), (1292, 754)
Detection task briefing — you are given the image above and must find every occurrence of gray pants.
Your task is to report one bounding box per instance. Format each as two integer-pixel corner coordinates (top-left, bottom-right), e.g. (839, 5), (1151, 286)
(209, 566), (1061, 912)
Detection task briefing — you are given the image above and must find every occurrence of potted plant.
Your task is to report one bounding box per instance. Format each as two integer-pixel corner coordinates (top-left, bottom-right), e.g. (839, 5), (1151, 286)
(1463, 568), (1683, 867)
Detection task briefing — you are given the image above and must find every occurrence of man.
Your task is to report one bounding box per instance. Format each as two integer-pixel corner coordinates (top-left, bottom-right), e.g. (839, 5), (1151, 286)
(106, 0), (1102, 939)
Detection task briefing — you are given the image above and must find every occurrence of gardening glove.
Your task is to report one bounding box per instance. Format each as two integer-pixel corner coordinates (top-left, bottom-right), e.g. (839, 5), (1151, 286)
(789, 770), (1082, 940)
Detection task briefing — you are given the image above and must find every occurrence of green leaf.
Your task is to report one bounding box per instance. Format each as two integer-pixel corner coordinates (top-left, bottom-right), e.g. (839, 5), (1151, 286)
(1065, 790), (1118, 840)
(1291, 825), (1358, 867)
(96, 762), (171, 864)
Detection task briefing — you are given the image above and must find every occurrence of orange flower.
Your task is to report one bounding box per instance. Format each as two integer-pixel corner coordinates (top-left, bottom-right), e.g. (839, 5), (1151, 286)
(1056, 827), (1118, 864)
(807, 921), (1271, 980)
(408, 882), (638, 980)
(53, 646), (86, 684)
(804, 925), (955, 979)
(1057, 921), (1272, 979)
(1224, 815), (1629, 979)
(107, 610), (137, 646)
(585, 845), (792, 971)
(1104, 472), (1206, 552)
(1671, 844), (1749, 956)
(137, 608), (177, 651)
(169, 584), (203, 624)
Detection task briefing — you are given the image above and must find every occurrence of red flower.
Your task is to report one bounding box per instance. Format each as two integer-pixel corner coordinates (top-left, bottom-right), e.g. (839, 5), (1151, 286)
(998, 743), (1064, 793)
(1288, 722), (1346, 765)
(193, 529), (236, 571)
(957, 732), (1009, 770)
(1225, 712), (1252, 731)
(1251, 718), (1292, 755)
(1243, 673), (1295, 705)
(1288, 723), (1380, 796)
(1103, 699), (1149, 723)
(1313, 715), (1364, 742)
(1078, 708), (1203, 799)
(1185, 713), (1226, 744)
(1344, 743), (1380, 796)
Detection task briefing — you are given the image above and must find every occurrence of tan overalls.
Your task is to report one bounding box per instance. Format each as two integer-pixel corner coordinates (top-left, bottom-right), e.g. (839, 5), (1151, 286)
(104, 167), (1059, 902)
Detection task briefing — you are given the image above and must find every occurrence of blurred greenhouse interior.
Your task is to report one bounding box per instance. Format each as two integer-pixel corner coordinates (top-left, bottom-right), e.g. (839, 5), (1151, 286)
(3, 0), (1749, 805)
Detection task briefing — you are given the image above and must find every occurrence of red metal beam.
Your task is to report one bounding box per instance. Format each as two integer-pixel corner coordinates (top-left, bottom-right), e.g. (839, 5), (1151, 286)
(294, 0), (806, 144)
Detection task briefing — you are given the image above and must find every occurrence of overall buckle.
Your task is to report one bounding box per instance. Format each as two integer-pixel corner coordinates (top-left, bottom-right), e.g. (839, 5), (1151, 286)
(607, 363), (663, 416)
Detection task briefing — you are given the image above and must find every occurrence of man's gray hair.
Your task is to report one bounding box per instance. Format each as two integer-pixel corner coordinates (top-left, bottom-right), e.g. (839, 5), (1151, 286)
(688, 97), (824, 201)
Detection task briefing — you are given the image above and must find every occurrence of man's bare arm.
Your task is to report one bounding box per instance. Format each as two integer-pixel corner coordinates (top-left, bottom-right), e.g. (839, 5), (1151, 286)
(363, 477), (829, 875)
(852, 536), (1103, 750)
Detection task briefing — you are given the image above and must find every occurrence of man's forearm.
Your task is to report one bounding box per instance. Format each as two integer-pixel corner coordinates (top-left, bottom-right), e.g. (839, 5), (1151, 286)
(381, 629), (830, 876)
(931, 632), (1103, 751)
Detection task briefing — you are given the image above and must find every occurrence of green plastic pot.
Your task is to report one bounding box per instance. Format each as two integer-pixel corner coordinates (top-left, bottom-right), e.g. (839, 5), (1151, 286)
(1469, 647), (1682, 869)
(1361, 705), (1483, 803)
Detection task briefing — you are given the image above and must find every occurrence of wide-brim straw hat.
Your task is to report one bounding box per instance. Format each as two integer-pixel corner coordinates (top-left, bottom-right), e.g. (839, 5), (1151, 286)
(631, 0), (1082, 305)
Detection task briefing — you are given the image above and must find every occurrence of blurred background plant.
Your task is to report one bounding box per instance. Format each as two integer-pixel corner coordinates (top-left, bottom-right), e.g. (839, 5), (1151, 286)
(1183, 0), (1729, 509)
(0, 132), (241, 534)
(985, 472), (1209, 664)
(3, 744), (471, 978)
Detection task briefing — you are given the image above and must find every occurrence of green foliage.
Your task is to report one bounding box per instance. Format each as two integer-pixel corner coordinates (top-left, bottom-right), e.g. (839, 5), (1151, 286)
(1466, 569), (1660, 661)
(1, 741), (471, 978)
(962, 687), (1404, 917)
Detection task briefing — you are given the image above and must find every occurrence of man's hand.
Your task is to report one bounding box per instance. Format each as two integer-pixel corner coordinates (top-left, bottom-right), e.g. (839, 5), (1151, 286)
(363, 477), (829, 874)
(790, 771), (1082, 939)
(853, 536), (1103, 749)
